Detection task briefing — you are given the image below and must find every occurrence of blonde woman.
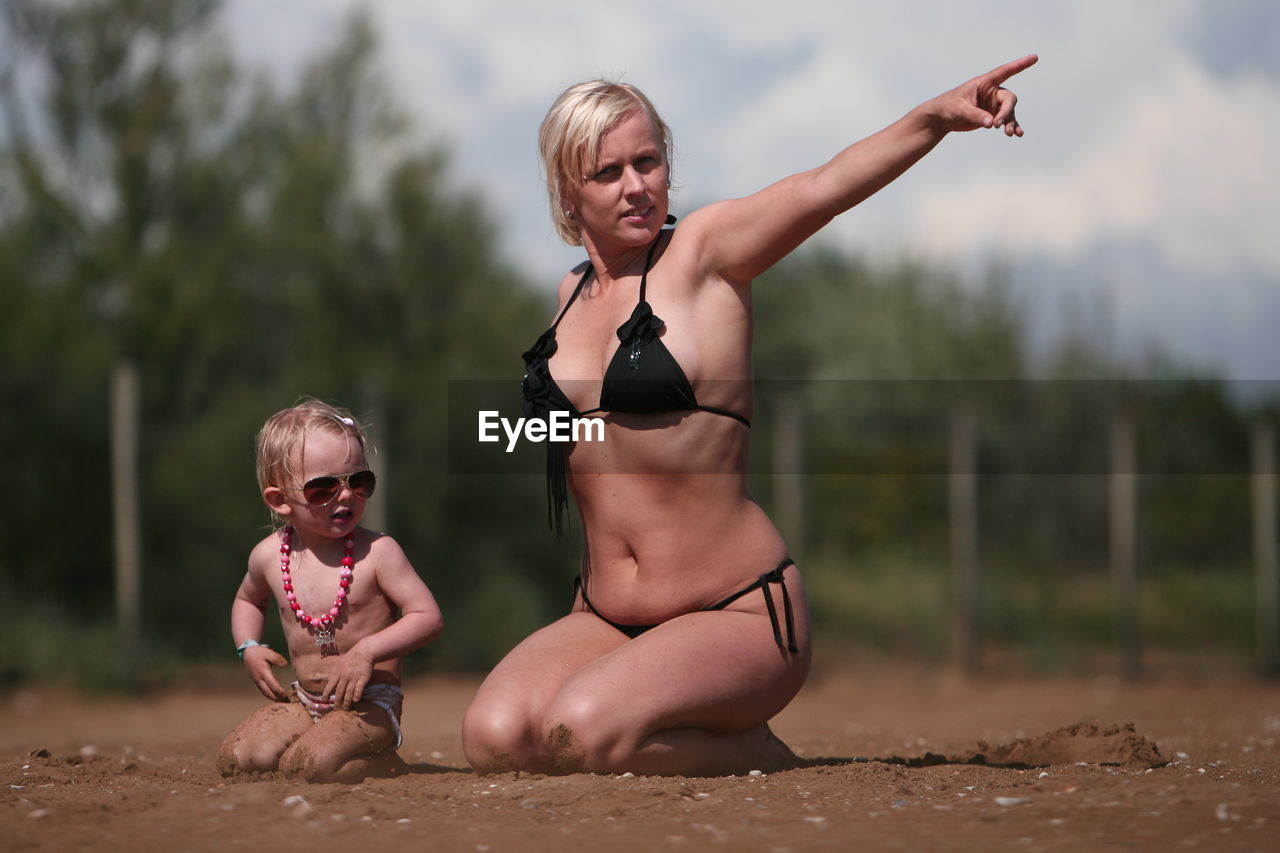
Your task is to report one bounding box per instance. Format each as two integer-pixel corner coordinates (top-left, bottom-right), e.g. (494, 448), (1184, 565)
(464, 56), (1036, 776)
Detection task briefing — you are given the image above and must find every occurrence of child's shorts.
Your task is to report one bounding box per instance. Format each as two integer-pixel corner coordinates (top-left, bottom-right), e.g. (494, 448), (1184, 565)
(291, 681), (404, 749)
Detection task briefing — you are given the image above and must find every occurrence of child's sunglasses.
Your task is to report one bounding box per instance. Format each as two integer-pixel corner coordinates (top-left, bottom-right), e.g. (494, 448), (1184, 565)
(285, 469), (377, 506)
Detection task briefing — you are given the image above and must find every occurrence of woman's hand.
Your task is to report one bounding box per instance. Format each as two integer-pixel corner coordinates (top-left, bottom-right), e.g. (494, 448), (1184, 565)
(926, 54), (1038, 137)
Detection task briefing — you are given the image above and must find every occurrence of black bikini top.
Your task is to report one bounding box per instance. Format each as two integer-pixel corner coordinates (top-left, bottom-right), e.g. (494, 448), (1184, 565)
(521, 225), (751, 536)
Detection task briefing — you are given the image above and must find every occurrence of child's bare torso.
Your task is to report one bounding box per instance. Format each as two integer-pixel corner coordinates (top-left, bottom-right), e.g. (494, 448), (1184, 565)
(255, 529), (403, 692)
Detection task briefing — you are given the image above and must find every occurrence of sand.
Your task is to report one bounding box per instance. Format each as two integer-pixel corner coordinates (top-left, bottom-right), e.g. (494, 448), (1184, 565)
(4, 659), (1278, 851)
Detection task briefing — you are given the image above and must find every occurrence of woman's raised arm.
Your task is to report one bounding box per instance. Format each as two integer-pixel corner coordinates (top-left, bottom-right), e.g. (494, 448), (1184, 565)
(688, 54), (1038, 284)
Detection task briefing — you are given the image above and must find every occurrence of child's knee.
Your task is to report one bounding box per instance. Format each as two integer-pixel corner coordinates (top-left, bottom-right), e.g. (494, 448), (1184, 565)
(278, 740), (326, 781)
(217, 732), (277, 776)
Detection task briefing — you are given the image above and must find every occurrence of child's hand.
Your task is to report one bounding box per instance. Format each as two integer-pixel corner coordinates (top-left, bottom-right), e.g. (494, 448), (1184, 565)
(243, 645), (290, 701)
(321, 647), (375, 711)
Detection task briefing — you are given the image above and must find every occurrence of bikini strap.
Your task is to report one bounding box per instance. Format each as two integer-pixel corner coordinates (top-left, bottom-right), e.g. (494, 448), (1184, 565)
(636, 227), (670, 304)
(707, 558), (798, 653)
(694, 405), (752, 428)
(549, 264), (595, 332)
(757, 559), (798, 653)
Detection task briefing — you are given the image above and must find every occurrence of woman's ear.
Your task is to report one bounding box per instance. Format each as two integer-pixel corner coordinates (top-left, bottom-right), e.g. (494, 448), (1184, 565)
(263, 486), (292, 517)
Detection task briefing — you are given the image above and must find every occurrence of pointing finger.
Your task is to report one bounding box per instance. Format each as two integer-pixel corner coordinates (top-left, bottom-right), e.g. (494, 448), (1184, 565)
(985, 53), (1038, 86)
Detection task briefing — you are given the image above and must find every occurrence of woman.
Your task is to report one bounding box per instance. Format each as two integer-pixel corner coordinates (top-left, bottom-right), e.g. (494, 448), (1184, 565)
(463, 55), (1037, 776)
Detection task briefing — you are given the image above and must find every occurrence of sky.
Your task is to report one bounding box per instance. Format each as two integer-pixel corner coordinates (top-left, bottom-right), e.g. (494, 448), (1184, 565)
(221, 0), (1280, 381)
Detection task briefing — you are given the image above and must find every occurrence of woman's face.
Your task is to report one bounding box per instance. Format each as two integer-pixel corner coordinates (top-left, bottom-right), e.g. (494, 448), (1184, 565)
(567, 109), (669, 251)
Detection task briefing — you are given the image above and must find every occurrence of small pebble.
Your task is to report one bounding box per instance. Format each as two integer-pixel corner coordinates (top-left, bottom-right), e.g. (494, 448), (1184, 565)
(749, 769), (764, 776)
(996, 797), (1032, 807)
(618, 772), (635, 779)
(1038, 772), (1050, 779)
(1215, 804), (1230, 822)
(282, 795), (313, 818)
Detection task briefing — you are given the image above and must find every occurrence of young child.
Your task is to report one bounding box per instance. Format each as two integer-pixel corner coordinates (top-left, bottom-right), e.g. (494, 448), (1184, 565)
(217, 399), (443, 782)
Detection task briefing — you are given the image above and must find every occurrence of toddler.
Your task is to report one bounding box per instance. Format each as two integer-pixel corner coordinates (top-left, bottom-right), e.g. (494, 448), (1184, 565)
(217, 400), (442, 782)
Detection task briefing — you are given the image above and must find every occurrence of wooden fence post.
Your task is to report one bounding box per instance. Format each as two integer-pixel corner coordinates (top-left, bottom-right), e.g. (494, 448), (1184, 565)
(1253, 421), (1278, 676)
(773, 389), (805, 559)
(950, 402), (980, 673)
(111, 360), (142, 687)
(361, 378), (388, 534)
(1110, 409), (1140, 679)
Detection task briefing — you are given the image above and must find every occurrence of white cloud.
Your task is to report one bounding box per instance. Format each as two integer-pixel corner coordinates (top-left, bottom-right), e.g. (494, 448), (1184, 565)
(701, 45), (887, 200)
(909, 54), (1280, 274)
(219, 0), (1279, 376)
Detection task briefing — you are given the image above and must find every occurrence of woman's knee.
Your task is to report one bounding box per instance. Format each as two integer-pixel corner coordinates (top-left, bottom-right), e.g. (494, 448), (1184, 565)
(462, 700), (542, 773)
(541, 692), (631, 773)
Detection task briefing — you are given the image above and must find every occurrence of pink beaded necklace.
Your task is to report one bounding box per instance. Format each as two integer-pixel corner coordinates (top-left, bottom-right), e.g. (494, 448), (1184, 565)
(279, 526), (353, 657)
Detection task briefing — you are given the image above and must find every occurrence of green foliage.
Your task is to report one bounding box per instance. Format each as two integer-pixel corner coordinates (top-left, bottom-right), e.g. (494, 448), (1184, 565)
(0, 0), (564, 684)
(752, 248), (1274, 670)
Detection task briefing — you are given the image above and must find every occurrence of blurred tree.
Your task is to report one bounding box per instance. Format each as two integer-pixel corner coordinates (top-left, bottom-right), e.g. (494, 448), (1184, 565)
(0, 0), (555, 684)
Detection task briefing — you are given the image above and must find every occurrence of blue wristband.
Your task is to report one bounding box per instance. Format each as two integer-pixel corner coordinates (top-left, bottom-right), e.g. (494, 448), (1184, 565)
(236, 639), (266, 660)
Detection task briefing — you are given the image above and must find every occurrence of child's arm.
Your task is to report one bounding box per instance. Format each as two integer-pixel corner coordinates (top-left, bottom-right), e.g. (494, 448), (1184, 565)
(322, 536), (443, 709)
(231, 560), (291, 702)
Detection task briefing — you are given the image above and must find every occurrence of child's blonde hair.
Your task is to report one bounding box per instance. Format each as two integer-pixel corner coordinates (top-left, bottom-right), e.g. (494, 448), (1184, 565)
(255, 399), (370, 501)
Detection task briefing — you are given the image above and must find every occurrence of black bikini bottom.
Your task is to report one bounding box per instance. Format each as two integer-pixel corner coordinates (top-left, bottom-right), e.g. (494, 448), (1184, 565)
(573, 559), (799, 653)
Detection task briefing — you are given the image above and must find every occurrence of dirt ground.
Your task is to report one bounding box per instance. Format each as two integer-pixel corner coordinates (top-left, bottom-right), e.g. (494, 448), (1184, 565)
(4, 655), (1278, 852)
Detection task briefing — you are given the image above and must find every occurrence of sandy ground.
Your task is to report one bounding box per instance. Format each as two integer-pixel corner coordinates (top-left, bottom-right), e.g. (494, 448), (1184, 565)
(3, 658), (1278, 852)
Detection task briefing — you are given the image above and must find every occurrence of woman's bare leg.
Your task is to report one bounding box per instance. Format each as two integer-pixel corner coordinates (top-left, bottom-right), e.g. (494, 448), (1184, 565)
(464, 565), (811, 777)
(541, 604), (811, 776)
(462, 611), (629, 773)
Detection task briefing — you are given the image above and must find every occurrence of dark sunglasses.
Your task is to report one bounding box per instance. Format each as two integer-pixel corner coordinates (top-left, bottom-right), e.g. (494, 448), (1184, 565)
(285, 469), (377, 506)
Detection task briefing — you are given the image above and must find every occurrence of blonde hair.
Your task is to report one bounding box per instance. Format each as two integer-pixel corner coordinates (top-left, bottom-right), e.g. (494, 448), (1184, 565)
(539, 80), (673, 245)
(255, 398), (370, 503)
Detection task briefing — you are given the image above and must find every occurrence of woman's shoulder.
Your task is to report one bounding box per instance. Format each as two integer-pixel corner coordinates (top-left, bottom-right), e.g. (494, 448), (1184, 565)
(665, 210), (749, 292)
